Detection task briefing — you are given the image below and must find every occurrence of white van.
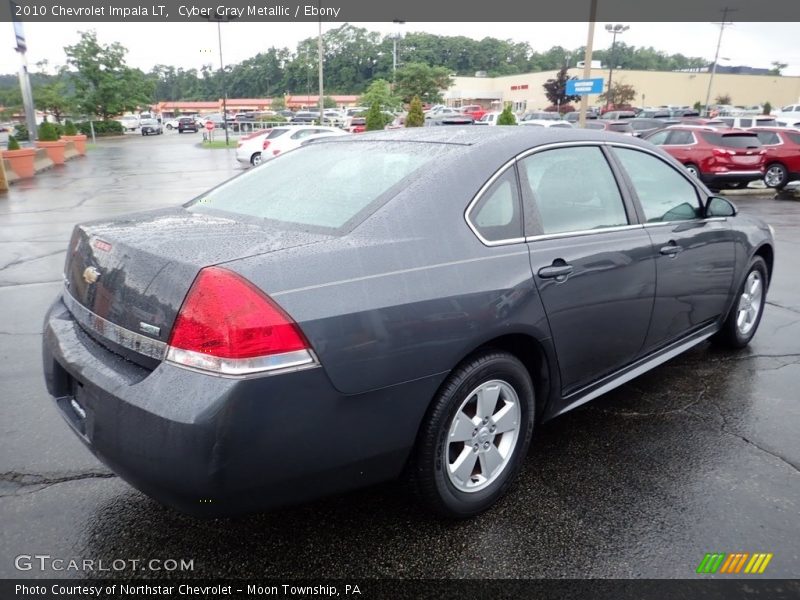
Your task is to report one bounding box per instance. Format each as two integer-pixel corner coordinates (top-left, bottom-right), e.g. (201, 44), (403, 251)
(717, 115), (777, 129)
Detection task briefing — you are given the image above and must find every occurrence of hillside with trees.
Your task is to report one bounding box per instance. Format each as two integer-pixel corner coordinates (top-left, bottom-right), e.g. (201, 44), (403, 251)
(0, 24), (714, 117)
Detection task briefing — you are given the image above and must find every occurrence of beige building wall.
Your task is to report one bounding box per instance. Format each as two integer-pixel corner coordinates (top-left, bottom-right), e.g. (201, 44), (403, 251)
(446, 68), (800, 111)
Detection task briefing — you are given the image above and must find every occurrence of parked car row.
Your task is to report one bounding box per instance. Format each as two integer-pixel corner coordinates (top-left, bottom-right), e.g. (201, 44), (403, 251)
(235, 125), (349, 166)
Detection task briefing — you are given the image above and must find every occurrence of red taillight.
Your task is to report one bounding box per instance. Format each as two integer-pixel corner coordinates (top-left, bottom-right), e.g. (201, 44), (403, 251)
(166, 267), (314, 376)
(262, 139), (271, 151)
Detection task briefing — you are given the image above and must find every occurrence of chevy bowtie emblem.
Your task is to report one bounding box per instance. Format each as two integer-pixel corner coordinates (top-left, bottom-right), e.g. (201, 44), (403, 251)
(83, 266), (101, 284)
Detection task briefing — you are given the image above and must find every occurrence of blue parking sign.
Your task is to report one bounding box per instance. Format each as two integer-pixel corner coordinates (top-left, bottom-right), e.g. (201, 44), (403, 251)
(566, 78), (604, 96)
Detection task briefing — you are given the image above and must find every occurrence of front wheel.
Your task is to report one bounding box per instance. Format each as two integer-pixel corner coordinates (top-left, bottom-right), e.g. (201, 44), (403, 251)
(685, 163), (700, 178)
(411, 351), (534, 518)
(764, 163), (788, 189)
(714, 256), (768, 348)
(166, 124), (173, 130)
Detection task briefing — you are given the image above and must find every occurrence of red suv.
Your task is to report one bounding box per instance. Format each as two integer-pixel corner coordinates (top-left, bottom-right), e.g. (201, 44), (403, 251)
(644, 126), (765, 190)
(750, 127), (800, 190)
(459, 105), (487, 120)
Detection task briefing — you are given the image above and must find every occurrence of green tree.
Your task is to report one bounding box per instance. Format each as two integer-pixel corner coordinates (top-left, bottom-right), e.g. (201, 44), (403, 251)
(763, 101), (772, 115)
(769, 61), (788, 76)
(497, 105), (516, 125)
(323, 95), (338, 108)
(65, 30), (154, 119)
(542, 67), (581, 108)
(365, 101), (385, 131)
(394, 63), (453, 104)
(715, 93), (732, 105)
(359, 79), (400, 110)
(405, 96), (424, 127)
(599, 82), (637, 108)
(34, 79), (74, 123)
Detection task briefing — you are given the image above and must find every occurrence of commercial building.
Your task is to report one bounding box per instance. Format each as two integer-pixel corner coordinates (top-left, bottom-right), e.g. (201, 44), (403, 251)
(445, 68), (800, 113)
(152, 95), (361, 117)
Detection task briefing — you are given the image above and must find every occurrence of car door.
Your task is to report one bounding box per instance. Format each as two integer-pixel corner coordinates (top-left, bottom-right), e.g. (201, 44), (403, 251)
(518, 144), (656, 394)
(610, 146), (735, 352)
(659, 129), (697, 165)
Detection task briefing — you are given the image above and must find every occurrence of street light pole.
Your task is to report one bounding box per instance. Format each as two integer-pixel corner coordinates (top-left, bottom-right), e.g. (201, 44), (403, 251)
(391, 19), (405, 86)
(604, 23), (629, 112)
(216, 20), (229, 145)
(704, 7), (735, 116)
(578, 0), (597, 129)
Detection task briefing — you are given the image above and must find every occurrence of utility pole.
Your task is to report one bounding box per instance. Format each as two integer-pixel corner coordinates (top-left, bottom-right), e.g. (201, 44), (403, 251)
(318, 9), (324, 122)
(578, 0), (597, 129)
(391, 19), (405, 86)
(10, 4), (37, 142)
(216, 20), (229, 145)
(704, 7), (735, 116)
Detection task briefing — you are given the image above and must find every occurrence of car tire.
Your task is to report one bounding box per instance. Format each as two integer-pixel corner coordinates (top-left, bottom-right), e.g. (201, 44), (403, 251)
(685, 163), (700, 178)
(250, 153), (262, 167)
(714, 256), (768, 349)
(764, 163), (788, 190)
(411, 350), (534, 518)
(166, 124), (173, 130)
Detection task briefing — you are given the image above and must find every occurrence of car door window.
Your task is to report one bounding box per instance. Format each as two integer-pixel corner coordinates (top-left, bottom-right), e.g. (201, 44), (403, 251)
(613, 148), (701, 223)
(646, 130), (669, 145)
(469, 168), (523, 242)
(519, 146), (628, 235)
(666, 130), (695, 145)
(739, 118), (752, 127)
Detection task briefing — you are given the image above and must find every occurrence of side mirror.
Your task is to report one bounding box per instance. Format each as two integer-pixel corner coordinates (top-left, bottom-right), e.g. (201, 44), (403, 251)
(705, 196), (737, 218)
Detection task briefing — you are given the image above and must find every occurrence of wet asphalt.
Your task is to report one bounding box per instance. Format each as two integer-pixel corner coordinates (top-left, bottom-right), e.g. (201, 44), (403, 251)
(0, 132), (798, 580)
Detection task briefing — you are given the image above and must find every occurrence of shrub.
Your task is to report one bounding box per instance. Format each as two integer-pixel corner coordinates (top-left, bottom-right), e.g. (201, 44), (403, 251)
(544, 104), (576, 114)
(763, 101), (772, 115)
(75, 120), (124, 136)
(693, 101), (703, 112)
(37, 121), (59, 141)
(6, 135), (20, 151)
(14, 123), (29, 141)
(63, 120), (78, 136)
(497, 105), (517, 126)
(406, 96), (424, 127)
(365, 102), (385, 131)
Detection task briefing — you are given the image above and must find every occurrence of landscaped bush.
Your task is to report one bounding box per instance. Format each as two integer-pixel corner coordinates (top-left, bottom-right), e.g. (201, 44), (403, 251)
(13, 123), (29, 141)
(6, 135), (20, 151)
(405, 96), (424, 127)
(497, 105), (517, 125)
(63, 120), (78, 136)
(75, 120), (124, 136)
(37, 122), (59, 142)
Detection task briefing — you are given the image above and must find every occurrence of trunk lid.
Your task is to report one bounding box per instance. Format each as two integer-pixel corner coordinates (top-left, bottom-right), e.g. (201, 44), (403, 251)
(63, 206), (331, 364)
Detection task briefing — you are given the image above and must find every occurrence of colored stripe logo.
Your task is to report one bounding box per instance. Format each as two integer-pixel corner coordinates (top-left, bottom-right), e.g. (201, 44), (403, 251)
(696, 552), (773, 574)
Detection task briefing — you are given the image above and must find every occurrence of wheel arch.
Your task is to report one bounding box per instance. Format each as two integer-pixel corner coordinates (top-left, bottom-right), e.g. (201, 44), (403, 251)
(754, 242), (774, 285)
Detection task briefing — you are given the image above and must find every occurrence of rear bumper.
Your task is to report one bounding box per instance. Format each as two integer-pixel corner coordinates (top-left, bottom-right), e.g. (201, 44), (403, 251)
(42, 297), (440, 516)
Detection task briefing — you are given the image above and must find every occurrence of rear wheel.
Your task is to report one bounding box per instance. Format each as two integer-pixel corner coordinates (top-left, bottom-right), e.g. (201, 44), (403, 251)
(250, 153), (262, 166)
(166, 124), (173, 130)
(684, 163), (700, 178)
(764, 163), (788, 189)
(714, 256), (768, 349)
(412, 351), (534, 518)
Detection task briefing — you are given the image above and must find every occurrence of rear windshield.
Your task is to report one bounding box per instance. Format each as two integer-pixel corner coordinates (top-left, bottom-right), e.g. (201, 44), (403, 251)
(609, 123), (634, 133)
(190, 141), (453, 231)
(701, 132), (761, 148)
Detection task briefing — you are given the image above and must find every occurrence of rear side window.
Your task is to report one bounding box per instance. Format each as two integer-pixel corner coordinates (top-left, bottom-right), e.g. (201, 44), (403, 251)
(756, 131), (780, 145)
(191, 141), (452, 231)
(755, 118), (777, 127)
(701, 132), (761, 149)
(519, 146), (628, 235)
(646, 130), (669, 145)
(785, 132), (800, 145)
(469, 168), (523, 242)
(265, 128), (288, 139)
(739, 118), (753, 127)
(613, 148), (700, 223)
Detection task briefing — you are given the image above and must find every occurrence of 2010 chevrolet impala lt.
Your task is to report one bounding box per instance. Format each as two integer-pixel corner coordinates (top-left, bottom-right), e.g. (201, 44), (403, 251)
(43, 128), (774, 517)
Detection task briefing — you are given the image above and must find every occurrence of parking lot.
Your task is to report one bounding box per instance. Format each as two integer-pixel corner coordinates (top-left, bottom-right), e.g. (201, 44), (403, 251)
(1, 132), (798, 579)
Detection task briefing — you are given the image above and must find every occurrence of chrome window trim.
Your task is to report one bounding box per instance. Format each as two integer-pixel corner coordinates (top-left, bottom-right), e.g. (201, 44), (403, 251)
(525, 224), (643, 243)
(463, 156), (525, 247)
(62, 286), (167, 361)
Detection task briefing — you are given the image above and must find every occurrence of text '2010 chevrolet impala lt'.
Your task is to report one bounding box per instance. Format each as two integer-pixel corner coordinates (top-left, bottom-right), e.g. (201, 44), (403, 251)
(43, 128), (774, 517)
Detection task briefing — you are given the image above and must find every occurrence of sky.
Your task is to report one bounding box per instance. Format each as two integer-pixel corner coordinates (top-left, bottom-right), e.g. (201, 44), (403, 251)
(1, 21), (799, 77)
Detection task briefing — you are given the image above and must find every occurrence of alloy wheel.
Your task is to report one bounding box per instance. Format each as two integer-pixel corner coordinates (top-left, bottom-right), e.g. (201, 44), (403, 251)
(736, 271), (764, 336)
(444, 379), (521, 493)
(765, 165), (786, 188)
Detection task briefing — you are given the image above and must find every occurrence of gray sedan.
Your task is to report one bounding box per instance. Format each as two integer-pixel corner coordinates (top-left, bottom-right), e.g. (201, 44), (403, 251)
(43, 128), (774, 518)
